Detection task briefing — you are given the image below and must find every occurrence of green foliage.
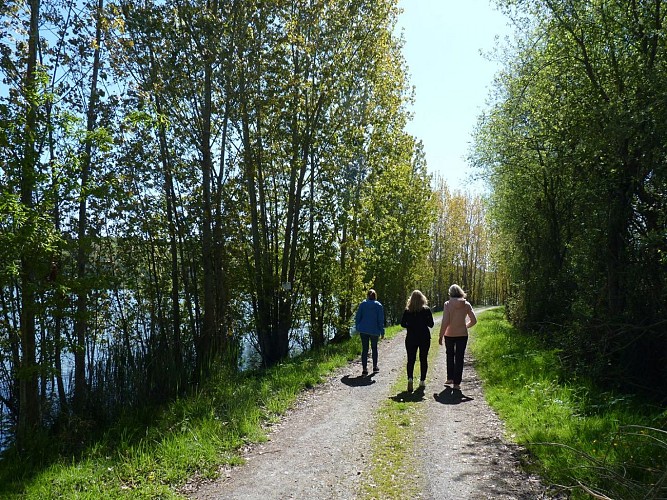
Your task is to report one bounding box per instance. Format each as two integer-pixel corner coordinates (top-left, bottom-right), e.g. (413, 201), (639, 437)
(0, 0), (440, 449)
(472, 309), (667, 499)
(475, 0), (667, 395)
(360, 133), (437, 322)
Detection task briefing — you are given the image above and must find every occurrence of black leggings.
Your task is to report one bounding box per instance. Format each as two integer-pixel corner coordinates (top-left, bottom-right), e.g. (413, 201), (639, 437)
(444, 336), (468, 385)
(405, 334), (431, 381)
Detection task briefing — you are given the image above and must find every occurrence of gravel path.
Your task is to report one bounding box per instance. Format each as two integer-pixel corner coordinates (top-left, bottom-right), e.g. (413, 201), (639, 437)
(416, 323), (549, 499)
(186, 309), (552, 499)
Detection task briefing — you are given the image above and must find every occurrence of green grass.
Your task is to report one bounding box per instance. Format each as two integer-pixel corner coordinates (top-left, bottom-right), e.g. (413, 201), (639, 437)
(360, 399), (422, 500)
(470, 308), (667, 499)
(0, 327), (402, 499)
(6, 311), (665, 499)
(360, 318), (442, 499)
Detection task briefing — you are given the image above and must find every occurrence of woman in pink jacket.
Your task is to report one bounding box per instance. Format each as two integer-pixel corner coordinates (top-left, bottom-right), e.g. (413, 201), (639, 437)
(438, 284), (477, 391)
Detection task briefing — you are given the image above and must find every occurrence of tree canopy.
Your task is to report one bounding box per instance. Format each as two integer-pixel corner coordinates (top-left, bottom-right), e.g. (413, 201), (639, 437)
(474, 0), (667, 398)
(1, 0), (492, 448)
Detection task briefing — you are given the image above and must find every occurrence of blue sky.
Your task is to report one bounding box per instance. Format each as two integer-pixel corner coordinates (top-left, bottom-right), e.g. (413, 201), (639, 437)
(395, 1), (513, 192)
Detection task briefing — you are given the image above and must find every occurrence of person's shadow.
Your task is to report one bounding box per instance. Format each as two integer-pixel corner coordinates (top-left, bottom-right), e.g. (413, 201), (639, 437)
(390, 386), (426, 403)
(341, 374), (377, 387)
(433, 386), (473, 404)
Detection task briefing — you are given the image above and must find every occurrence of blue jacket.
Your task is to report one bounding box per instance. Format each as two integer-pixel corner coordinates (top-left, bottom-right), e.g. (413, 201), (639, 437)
(355, 299), (385, 337)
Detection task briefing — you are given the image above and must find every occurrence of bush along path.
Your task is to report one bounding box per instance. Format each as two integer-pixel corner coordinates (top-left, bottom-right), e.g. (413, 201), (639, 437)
(185, 309), (552, 499)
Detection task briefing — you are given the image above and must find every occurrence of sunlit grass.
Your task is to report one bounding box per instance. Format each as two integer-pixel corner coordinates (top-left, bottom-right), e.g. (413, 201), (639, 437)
(360, 324), (440, 500)
(0, 327), (401, 499)
(471, 308), (667, 499)
(360, 400), (422, 500)
(9, 311), (664, 499)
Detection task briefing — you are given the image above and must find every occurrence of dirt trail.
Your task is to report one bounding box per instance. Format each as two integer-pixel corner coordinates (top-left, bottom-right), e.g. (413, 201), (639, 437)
(186, 310), (550, 499)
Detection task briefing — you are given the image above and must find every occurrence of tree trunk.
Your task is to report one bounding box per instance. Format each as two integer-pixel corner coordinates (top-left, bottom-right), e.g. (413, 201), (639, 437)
(73, 0), (103, 412)
(213, 100), (232, 365)
(150, 27), (183, 385)
(158, 112), (183, 378)
(309, 152), (324, 348)
(17, 0), (41, 448)
(196, 31), (217, 380)
(46, 42), (68, 413)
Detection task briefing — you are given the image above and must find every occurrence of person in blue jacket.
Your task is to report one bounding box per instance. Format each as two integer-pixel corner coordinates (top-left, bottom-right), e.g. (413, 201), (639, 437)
(355, 289), (385, 376)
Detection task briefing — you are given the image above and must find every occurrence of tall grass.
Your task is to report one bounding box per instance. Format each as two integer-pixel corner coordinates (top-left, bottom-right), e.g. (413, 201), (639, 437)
(471, 308), (667, 499)
(0, 327), (402, 499)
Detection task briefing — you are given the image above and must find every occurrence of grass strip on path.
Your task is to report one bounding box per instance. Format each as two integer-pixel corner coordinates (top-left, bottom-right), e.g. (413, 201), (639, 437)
(360, 314), (443, 499)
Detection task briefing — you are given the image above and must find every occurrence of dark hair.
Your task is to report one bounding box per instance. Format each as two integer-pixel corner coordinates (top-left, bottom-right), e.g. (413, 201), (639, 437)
(367, 289), (377, 300)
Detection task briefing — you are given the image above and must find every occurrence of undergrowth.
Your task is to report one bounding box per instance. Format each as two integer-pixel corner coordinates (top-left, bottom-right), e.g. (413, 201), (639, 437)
(0, 325), (402, 499)
(470, 308), (667, 499)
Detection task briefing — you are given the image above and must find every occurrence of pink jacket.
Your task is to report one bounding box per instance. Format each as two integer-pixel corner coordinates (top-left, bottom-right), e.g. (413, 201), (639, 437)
(440, 298), (477, 337)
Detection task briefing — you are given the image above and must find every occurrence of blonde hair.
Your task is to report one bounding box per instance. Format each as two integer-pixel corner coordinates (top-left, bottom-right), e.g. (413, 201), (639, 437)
(405, 290), (428, 312)
(448, 284), (466, 299)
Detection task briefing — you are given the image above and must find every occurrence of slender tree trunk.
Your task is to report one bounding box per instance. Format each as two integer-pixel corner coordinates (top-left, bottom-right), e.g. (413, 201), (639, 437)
(309, 151), (324, 348)
(195, 0), (220, 378)
(45, 0), (72, 414)
(334, 218), (351, 343)
(199, 59), (215, 374)
(241, 87), (271, 364)
(48, 116), (67, 410)
(213, 101), (231, 365)
(155, 94), (182, 379)
(17, 0), (41, 448)
(73, 0), (103, 412)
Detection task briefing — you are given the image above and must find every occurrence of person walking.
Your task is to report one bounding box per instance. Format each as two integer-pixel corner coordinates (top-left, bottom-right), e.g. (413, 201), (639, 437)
(355, 289), (385, 376)
(400, 290), (434, 392)
(438, 284), (477, 391)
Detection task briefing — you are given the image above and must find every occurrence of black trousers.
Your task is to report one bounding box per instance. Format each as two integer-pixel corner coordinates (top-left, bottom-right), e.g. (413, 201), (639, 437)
(444, 336), (468, 385)
(405, 333), (431, 381)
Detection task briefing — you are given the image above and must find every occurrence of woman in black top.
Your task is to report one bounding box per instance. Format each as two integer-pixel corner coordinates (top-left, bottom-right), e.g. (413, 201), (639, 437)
(400, 290), (434, 392)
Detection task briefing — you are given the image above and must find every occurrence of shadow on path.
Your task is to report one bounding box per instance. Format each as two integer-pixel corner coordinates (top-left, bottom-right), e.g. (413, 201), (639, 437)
(390, 386), (427, 403)
(341, 374), (377, 387)
(433, 386), (474, 405)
